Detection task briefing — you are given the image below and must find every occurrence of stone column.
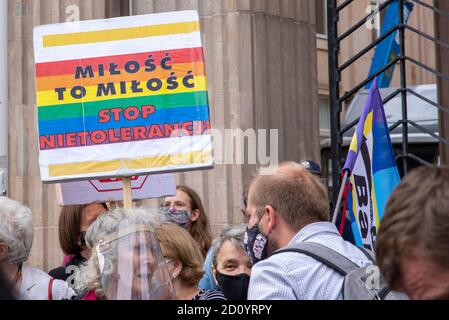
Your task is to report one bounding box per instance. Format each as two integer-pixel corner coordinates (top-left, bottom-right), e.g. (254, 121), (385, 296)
(8, 0), (106, 271)
(131, 0), (320, 236)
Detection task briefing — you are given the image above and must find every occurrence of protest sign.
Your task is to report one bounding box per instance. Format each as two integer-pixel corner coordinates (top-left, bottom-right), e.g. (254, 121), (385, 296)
(33, 10), (213, 182)
(56, 173), (176, 205)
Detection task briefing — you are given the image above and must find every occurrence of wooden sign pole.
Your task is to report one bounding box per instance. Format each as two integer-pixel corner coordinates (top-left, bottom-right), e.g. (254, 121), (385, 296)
(122, 176), (132, 208)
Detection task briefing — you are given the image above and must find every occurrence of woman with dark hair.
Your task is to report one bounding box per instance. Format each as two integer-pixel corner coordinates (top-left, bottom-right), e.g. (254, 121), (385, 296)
(160, 186), (212, 258)
(49, 203), (108, 282)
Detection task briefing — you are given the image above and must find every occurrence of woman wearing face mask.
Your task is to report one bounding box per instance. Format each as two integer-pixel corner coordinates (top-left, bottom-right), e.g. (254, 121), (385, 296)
(211, 224), (252, 300)
(155, 224), (226, 300)
(160, 186), (212, 258)
(49, 203), (108, 282)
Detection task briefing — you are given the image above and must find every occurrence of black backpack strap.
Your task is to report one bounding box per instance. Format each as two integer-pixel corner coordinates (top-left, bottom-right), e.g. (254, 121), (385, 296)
(271, 242), (360, 276)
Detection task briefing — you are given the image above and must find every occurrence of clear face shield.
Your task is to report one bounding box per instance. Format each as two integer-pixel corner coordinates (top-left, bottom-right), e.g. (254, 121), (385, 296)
(96, 224), (176, 300)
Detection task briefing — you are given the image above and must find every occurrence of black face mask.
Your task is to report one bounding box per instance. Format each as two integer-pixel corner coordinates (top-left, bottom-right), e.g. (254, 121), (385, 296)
(244, 222), (268, 265)
(215, 271), (250, 300)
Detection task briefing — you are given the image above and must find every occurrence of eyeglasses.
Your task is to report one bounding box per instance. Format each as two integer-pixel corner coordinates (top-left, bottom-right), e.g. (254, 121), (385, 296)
(160, 201), (191, 211)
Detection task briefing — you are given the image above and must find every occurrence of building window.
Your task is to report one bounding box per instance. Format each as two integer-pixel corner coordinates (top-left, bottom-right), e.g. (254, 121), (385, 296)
(319, 95), (331, 143)
(316, 0), (327, 36)
(319, 95), (330, 131)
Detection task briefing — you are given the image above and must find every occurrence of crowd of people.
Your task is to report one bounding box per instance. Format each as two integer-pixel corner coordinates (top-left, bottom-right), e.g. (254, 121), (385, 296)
(0, 161), (448, 300)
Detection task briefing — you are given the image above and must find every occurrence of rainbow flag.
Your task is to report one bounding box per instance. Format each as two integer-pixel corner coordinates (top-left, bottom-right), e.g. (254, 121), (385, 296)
(33, 11), (212, 182)
(342, 78), (400, 250)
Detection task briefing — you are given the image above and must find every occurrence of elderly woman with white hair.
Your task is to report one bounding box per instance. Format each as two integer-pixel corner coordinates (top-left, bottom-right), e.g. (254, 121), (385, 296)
(74, 207), (176, 300)
(211, 224), (252, 300)
(0, 197), (75, 300)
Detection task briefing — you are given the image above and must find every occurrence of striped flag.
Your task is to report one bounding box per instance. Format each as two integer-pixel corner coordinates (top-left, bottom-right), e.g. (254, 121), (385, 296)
(342, 78), (400, 250)
(33, 10), (212, 182)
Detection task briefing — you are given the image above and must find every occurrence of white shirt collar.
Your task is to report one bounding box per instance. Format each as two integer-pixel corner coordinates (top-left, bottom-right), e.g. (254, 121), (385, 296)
(288, 221), (340, 246)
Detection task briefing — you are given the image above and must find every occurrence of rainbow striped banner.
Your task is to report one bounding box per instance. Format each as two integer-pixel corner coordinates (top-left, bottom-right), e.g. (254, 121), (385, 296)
(33, 11), (213, 182)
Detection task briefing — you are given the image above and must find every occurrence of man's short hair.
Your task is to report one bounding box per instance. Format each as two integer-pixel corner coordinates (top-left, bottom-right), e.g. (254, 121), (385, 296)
(376, 166), (449, 290)
(249, 162), (330, 231)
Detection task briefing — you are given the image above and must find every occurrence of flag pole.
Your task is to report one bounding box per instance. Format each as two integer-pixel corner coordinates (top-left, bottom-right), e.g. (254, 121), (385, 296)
(332, 170), (349, 225)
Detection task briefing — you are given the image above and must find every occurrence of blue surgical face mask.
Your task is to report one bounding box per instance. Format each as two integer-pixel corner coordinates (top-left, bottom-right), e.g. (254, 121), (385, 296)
(244, 219), (268, 265)
(160, 206), (192, 229)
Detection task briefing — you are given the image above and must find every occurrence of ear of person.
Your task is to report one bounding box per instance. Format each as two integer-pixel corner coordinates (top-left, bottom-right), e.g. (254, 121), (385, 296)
(171, 260), (183, 279)
(190, 209), (200, 222)
(211, 266), (218, 285)
(265, 205), (277, 233)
